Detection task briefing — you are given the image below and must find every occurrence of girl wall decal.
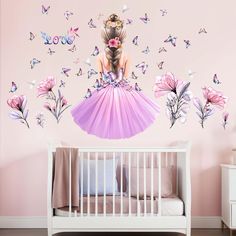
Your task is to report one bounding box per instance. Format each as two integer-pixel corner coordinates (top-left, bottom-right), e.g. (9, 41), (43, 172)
(71, 14), (160, 139)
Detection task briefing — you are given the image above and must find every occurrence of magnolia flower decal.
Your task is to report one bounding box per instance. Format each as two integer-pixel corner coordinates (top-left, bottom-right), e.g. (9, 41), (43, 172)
(7, 95), (30, 128)
(193, 87), (227, 128)
(37, 76), (71, 123)
(154, 72), (192, 128)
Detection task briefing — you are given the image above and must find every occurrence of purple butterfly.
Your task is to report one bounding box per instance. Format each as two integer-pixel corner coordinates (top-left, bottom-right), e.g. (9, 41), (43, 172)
(88, 18), (96, 28)
(61, 67), (71, 77)
(136, 62), (148, 74)
(140, 13), (150, 24)
(91, 46), (99, 56)
(157, 61), (164, 70)
(132, 36), (138, 46)
(42, 5), (50, 14)
(9, 82), (17, 93)
(126, 18), (133, 25)
(213, 74), (221, 84)
(135, 82), (142, 91)
(164, 35), (177, 47)
(184, 40), (191, 48)
(30, 58), (40, 69)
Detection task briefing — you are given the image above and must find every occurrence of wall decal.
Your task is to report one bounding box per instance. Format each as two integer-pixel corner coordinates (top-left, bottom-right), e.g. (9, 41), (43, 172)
(131, 71), (138, 80)
(30, 58), (40, 69)
(193, 87), (227, 128)
(76, 68), (83, 77)
(87, 68), (98, 79)
(88, 19), (97, 28)
(64, 11), (73, 20)
(41, 31), (75, 45)
(164, 35), (177, 47)
(142, 46), (150, 54)
(198, 28), (207, 34)
(61, 67), (71, 77)
(37, 76), (71, 123)
(154, 72), (192, 128)
(27, 80), (36, 89)
(71, 14), (160, 139)
(29, 32), (35, 41)
(7, 95), (30, 128)
(132, 35), (138, 46)
(140, 13), (150, 24)
(126, 18), (133, 25)
(35, 112), (45, 128)
(213, 73), (221, 84)
(160, 9), (167, 16)
(59, 80), (66, 88)
(9, 82), (17, 93)
(41, 5), (50, 15)
(47, 48), (55, 55)
(122, 4), (129, 13)
(183, 39), (191, 48)
(222, 112), (229, 130)
(157, 61), (164, 70)
(158, 47), (167, 53)
(91, 46), (100, 56)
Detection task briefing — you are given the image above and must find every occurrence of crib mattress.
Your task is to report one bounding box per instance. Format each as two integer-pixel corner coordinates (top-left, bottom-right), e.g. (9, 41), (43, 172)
(55, 195), (184, 216)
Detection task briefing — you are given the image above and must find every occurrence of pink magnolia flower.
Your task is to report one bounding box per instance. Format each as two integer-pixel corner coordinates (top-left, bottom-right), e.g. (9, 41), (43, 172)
(202, 87), (227, 109)
(108, 37), (120, 48)
(154, 72), (183, 98)
(44, 102), (51, 111)
(61, 97), (67, 107)
(37, 76), (56, 97)
(7, 95), (26, 110)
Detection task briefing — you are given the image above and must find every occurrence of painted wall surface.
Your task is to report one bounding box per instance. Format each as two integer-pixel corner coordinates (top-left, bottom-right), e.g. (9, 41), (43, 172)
(1, 0), (236, 216)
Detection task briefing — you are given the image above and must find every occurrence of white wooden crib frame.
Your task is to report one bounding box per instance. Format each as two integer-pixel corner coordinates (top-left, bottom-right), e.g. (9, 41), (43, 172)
(47, 143), (191, 236)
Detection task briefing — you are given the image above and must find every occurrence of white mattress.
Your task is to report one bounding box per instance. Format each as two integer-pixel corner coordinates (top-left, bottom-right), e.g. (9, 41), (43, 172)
(55, 196), (184, 216)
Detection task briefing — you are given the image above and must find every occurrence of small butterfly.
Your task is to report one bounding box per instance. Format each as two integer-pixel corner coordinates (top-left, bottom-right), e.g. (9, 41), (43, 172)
(199, 28), (207, 34)
(42, 5), (50, 14)
(88, 18), (96, 28)
(164, 35), (177, 47)
(136, 62), (148, 74)
(48, 48), (55, 55)
(68, 45), (76, 52)
(85, 89), (92, 99)
(84, 58), (91, 66)
(73, 58), (80, 64)
(131, 71), (138, 80)
(187, 70), (196, 78)
(61, 67), (71, 77)
(30, 58), (41, 69)
(158, 47), (167, 53)
(91, 46), (99, 56)
(142, 46), (150, 54)
(126, 18), (133, 25)
(68, 27), (79, 37)
(135, 83), (142, 91)
(64, 10), (73, 20)
(213, 73), (221, 84)
(9, 82), (17, 93)
(140, 13), (150, 24)
(88, 68), (98, 79)
(93, 79), (103, 90)
(160, 9), (167, 16)
(97, 13), (103, 20)
(29, 32), (35, 41)
(27, 80), (36, 89)
(157, 61), (164, 70)
(59, 80), (66, 88)
(184, 39), (191, 48)
(76, 68), (83, 77)
(122, 4), (129, 13)
(132, 36), (138, 46)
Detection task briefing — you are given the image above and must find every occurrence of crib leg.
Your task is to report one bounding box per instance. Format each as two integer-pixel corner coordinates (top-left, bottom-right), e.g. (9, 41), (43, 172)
(186, 227), (191, 236)
(47, 227), (52, 236)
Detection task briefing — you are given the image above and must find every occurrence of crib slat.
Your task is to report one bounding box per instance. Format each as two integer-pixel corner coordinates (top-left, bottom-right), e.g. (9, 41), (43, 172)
(113, 152), (115, 216)
(80, 152), (83, 216)
(103, 152), (106, 216)
(144, 152), (147, 216)
(120, 152), (123, 216)
(151, 152), (154, 216)
(69, 148), (72, 217)
(137, 152), (139, 216)
(158, 152), (161, 216)
(128, 152), (131, 216)
(87, 153), (90, 216)
(95, 152), (98, 216)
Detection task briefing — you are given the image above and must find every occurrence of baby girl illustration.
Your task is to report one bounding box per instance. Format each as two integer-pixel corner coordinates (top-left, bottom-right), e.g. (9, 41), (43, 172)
(71, 14), (160, 139)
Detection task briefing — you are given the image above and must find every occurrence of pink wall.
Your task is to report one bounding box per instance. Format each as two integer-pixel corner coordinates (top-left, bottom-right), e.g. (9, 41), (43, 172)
(1, 0), (236, 216)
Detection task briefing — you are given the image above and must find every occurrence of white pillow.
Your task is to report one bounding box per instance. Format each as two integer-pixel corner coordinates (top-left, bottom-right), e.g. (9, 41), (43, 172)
(80, 158), (118, 195)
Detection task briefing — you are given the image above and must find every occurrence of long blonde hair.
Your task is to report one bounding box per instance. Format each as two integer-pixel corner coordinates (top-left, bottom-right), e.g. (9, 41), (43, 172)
(101, 14), (126, 73)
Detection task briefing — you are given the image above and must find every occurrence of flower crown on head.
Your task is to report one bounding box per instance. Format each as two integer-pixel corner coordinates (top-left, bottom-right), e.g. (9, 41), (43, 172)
(104, 14), (123, 30)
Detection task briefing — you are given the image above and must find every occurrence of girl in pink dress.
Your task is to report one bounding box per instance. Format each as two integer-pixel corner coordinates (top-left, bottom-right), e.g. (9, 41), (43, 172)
(71, 14), (160, 139)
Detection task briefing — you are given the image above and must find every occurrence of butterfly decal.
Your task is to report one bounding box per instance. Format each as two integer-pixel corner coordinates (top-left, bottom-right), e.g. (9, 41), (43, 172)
(199, 28), (207, 34)
(157, 61), (164, 70)
(61, 67), (71, 77)
(187, 70), (196, 78)
(29, 32), (35, 41)
(126, 18), (133, 25)
(64, 11), (73, 20)
(135, 83), (142, 91)
(48, 48), (55, 55)
(184, 39), (191, 48)
(30, 58), (41, 69)
(68, 27), (79, 37)
(213, 73), (221, 84)
(59, 80), (66, 88)
(140, 13), (150, 24)
(85, 89), (92, 99)
(136, 62), (148, 74)
(132, 36), (138, 46)
(84, 58), (91, 66)
(91, 46), (99, 56)
(27, 80), (36, 89)
(68, 45), (76, 52)
(88, 69), (98, 79)
(76, 68), (83, 77)
(164, 35), (177, 47)
(158, 47), (167, 53)
(142, 46), (150, 54)
(9, 82), (17, 93)
(131, 71), (138, 80)
(88, 18), (96, 28)
(160, 9), (167, 16)
(42, 5), (50, 14)
(122, 4), (129, 13)
(93, 79), (103, 91)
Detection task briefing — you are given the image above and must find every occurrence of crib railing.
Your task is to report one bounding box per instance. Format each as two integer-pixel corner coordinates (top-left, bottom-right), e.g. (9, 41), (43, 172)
(49, 145), (191, 220)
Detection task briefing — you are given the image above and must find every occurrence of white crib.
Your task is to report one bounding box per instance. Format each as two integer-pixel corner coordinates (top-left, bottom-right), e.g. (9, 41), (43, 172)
(47, 143), (191, 236)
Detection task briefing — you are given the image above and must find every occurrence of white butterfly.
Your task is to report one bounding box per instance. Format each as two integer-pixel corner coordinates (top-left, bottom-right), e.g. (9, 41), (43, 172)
(27, 80), (36, 89)
(122, 4), (129, 13)
(187, 69), (196, 78)
(84, 58), (91, 66)
(88, 18), (96, 28)
(87, 68), (98, 79)
(132, 36), (138, 46)
(164, 35), (177, 47)
(142, 46), (150, 54)
(64, 11), (73, 20)
(136, 62), (148, 74)
(91, 46), (99, 56)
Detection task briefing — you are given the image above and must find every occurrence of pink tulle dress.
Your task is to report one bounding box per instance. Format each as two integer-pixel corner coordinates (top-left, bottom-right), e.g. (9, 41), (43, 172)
(71, 54), (160, 139)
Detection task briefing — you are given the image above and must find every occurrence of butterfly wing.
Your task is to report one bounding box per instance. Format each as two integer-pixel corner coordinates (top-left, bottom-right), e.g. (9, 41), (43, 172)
(131, 72), (138, 80)
(132, 36), (138, 46)
(91, 46), (99, 56)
